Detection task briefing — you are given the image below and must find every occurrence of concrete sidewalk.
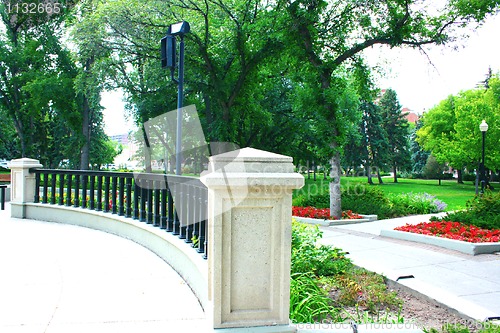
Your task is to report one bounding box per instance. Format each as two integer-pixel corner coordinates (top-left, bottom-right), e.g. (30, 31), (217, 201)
(318, 214), (500, 322)
(0, 203), (207, 333)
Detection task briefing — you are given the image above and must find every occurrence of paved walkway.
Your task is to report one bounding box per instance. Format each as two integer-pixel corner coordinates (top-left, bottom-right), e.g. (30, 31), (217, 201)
(0, 204), (207, 333)
(318, 214), (500, 322)
(2, 202), (500, 331)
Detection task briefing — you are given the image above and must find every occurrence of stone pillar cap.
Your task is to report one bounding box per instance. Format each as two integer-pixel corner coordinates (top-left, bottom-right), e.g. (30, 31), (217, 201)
(8, 158), (43, 168)
(207, 147), (294, 173)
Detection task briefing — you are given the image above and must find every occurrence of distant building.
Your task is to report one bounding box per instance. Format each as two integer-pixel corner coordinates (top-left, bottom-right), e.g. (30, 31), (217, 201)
(401, 107), (419, 124)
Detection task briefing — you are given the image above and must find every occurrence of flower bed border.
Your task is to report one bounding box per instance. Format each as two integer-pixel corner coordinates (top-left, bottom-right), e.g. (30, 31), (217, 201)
(380, 229), (500, 255)
(293, 214), (377, 227)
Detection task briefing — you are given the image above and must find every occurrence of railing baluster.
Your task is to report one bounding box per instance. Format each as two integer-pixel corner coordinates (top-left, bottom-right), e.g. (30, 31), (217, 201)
(118, 177), (125, 216)
(42, 172), (49, 203)
(74, 174), (80, 207)
(154, 181), (160, 227)
(167, 186), (174, 232)
(50, 173), (56, 204)
(133, 180), (139, 219)
(66, 174), (72, 206)
(191, 187), (199, 248)
(58, 174), (64, 205)
(34, 172), (40, 203)
(160, 188), (167, 229)
(184, 184), (193, 243)
(97, 175), (103, 211)
(81, 175), (88, 208)
(104, 176), (110, 212)
(147, 179), (153, 224)
(140, 184), (146, 222)
(203, 193), (208, 259)
(111, 177), (117, 214)
(172, 182), (181, 235)
(179, 183), (187, 240)
(89, 175), (95, 210)
(126, 177), (132, 217)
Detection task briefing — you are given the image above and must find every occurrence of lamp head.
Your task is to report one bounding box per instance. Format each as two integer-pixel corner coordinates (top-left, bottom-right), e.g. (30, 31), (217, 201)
(480, 120), (489, 132)
(168, 21), (190, 36)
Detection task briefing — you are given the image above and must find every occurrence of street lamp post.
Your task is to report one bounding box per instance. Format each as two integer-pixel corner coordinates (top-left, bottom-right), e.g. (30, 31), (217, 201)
(161, 21), (190, 175)
(479, 119), (489, 194)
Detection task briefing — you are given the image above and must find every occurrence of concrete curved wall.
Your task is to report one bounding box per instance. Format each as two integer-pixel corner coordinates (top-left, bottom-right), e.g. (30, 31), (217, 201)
(15, 202), (208, 311)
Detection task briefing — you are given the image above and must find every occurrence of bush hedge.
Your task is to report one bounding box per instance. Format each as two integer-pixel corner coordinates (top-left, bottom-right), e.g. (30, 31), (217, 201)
(433, 190), (500, 230)
(294, 185), (447, 219)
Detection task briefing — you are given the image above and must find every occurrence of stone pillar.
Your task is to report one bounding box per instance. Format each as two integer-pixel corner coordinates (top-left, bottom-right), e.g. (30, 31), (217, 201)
(9, 158), (43, 218)
(200, 148), (304, 332)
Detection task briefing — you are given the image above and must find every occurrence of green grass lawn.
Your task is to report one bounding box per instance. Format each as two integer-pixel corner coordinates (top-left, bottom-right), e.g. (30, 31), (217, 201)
(294, 175), (483, 211)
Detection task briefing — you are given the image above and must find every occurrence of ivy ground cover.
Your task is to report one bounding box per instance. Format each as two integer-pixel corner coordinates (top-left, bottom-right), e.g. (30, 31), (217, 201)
(293, 206), (362, 220)
(395, 221), (500, 243)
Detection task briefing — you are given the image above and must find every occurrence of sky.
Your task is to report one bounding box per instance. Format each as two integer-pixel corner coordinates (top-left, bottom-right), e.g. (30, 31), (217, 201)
(101, 13), (500, 135)
(363, 13), (500, 114)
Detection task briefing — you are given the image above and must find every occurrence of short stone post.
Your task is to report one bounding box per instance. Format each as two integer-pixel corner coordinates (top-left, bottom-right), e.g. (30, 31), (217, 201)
(200, 148), (304, 332)
(9, 158), (43, 218)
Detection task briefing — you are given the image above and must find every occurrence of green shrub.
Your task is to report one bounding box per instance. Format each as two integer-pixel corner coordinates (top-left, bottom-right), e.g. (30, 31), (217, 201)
(296, 187), (448, 219)
(291, 221), (352, 276)
(437, 190), (500, 230)
(290, 221), (349, 323)
(341, 185), (393, 219)
(388, 192), (447, 216)
(290, 272), (339, 323)
(462, 173), (477, 182)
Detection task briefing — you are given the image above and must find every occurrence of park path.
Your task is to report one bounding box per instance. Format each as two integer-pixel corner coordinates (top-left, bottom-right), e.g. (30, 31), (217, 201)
(319, 214), (500, 322)
(0, 203), (207, 333)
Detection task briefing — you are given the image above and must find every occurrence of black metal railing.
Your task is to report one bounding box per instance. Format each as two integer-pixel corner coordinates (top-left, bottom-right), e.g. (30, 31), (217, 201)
(0, 185), (6, 211)
(31, 169), (208, 258)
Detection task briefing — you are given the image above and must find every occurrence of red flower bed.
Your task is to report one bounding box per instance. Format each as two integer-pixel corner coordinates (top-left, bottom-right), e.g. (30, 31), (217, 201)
(394, 221), (500, 243)
(292, 206), (362, 220)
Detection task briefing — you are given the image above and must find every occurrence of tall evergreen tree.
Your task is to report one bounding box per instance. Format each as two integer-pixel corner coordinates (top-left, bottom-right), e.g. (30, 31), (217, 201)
(379, 89), (411, 183)
(360, 101), (390, 184)
(410, 119), (430, 178)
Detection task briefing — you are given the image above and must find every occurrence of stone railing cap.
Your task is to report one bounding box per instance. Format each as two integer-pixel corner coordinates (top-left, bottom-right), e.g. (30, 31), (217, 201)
(8, 158), (43, 168)
(209, 147), (292, 163)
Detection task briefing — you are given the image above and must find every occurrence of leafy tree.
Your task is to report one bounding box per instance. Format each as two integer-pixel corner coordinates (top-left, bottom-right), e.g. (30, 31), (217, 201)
(73, 0), (500, 216)
(379, 89), (411, 183)
(279, 0), (500, 217)
(418, 76), (500, 187)
(0, 2), (81, 166)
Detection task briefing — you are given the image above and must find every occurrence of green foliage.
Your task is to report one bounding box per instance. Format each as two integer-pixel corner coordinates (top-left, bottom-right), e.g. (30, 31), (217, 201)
(291, 221), (352, 277)
(437, 191), (500, 230)
(289, 272), (340, 323)
(341, 185), (392, 218)
(379, 89), (412, 180)
(329, 268), (403, 313)
(297, 184), (448, 219)
(423, 154), (447, 180)
(388, 193), (448, 215)
(418, 77), (500, 173)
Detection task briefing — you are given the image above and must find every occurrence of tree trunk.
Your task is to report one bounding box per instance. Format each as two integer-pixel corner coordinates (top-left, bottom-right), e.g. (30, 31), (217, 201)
(365, 163), (374, 185)
(377, 167), (384, 184)
(80, 94), (90, 170)
(393, 165), (398, 183)
(329, 151), (342, 219)
(457, 169), (463, 184)
(79, 56), (95, 170)
(142, 126), (152, 173)
(475, 163), (480, 195)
